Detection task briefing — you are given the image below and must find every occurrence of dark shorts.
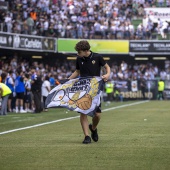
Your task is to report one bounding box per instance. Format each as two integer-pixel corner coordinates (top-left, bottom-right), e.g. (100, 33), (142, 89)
(164, 28), (168, 33)
(24, 94), (31, 103)
(95, 103), (101, 113)
(16, 92), (24, 100)
(8, 93), (13, 99)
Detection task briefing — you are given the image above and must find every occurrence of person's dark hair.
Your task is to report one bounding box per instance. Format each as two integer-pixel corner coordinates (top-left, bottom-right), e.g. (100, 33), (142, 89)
(31, 66), (36, 70)
(45, 75), (49, 81)
(8, 70), (13, 75)
(1, 72), (7, 82)
(75, 40), (90, 52)
(25, 73), (30, 79)
(16, 69), (21, 75)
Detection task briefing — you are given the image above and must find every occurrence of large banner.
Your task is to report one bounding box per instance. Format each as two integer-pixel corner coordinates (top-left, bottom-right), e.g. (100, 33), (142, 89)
(0, 32), (56, 52)
(0, 1), (8, 11)
(129, 40), (170, 54)
(42, 37), (55, 51)
(0, 33), (13, 48)
(164, 80), (170, 99)
(144, 8), (170, 22)
(145, 80), (158, 99)
(58, 39), (129, 54)
(112, 80), (157, 100)
(45, 77), (104, 116)
(113, 80), (128, 92)
(111, 80), (170, 100)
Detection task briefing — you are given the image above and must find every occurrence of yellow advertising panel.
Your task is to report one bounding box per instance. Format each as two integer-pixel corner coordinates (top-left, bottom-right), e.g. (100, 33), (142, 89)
(58, 39), (129, 54)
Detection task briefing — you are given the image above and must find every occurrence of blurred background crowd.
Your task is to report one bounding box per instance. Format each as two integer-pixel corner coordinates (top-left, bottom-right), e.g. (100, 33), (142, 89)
(0, 0), (170, 114)
(1, 53), (170, 82)
(0, 0), (170, 39)
(0, 53), (169, 114)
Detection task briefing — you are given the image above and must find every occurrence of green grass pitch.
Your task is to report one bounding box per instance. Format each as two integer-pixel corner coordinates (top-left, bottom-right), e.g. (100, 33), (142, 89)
(0, 100), (170, 170)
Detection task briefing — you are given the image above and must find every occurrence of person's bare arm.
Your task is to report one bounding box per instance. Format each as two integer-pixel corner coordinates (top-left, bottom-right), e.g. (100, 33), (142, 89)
(101, 63), (111, 82)
(68, 70), (80, 79)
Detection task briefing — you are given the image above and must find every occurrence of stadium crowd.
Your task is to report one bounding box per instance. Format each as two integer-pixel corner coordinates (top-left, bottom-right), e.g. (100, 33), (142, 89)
(0, 0), (170, 114)
(0, 53), (170, 114)
(0, 0), (170, 39)
(1, 54), (170, 82)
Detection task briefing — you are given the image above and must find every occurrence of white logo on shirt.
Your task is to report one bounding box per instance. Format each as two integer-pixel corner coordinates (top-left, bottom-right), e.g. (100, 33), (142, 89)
(92, 60), (95, 64)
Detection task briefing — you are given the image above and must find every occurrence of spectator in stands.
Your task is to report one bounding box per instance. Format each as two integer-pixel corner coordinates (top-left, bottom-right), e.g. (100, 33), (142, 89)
(4, 13), (12, 33)
(166, 0), (170, 7)
(124, 69), (130, 80)
(1, 0), (164, 40)
(157, 0), (164, 7)
(117, 69), (124, 80)
(132, 1), (138, 17)
(110, 22), (117, 39)
(13, 15), (23, 33)
(156, 18), (163, 33)
(0, 11), (5, 31)
(30, 9), (37, 22)
(124, 22), (131, 39)
(129, 21), (135, 39)
(160, 69), (167, 80)
(120, 61), (128, 72)
(48, 23), (57, 37)
(94, 20), (101, 38)
(22, 19), (29, 34)
(26, 13), (34, 34)
(144, 18), (154, 39)
(100, 21), (108, 39)
(49, 73), (55, 88)
(42, 16), (49, 36)
(135, 23), (145, 39)
(88, 25), (95, 39)
(77, 22), (84, 39)
(160, 21), (169, 39)
(137, 4), (145, 17)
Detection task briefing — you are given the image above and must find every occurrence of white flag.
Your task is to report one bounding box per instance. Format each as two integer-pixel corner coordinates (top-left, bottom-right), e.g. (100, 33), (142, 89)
(45, 77), (104, 116)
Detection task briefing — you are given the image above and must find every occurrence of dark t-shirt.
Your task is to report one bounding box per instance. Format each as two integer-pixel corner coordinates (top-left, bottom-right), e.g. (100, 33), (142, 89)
(76, 52), (106, 77)
(31, 76), (42, 92)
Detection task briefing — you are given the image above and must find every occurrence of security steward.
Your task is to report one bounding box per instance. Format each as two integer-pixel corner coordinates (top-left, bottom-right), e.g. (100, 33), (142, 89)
(157, 79), (165, 100)
(0, 82), (12, 115)
(105, 80), (114, 101)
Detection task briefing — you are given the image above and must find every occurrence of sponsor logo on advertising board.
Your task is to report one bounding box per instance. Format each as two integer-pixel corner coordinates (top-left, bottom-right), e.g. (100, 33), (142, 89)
(0, 32), (55, 52)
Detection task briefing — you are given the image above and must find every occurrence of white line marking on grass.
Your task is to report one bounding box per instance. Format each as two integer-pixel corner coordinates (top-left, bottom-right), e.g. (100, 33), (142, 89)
(103, 100), (149, 112)
(0, 100), (149, 135)
(0, 116), (80, 135)
(13, 117), (21, 119)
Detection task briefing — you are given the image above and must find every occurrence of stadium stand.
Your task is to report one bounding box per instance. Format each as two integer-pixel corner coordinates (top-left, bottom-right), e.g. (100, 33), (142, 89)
(0, 0), (170, 113)
(0, 0), (169, 40)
